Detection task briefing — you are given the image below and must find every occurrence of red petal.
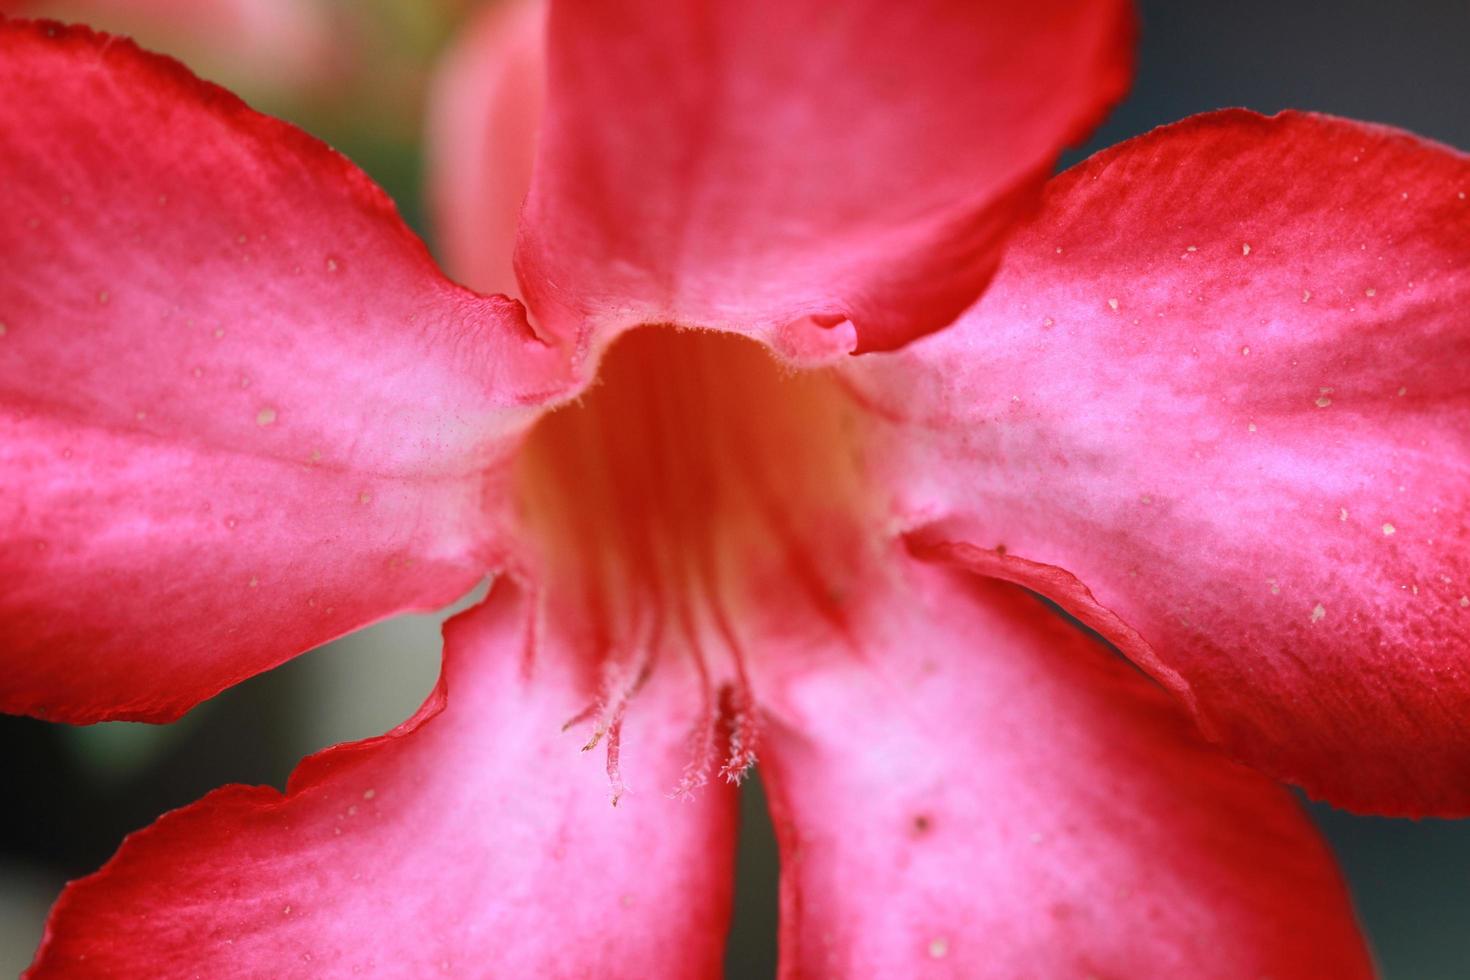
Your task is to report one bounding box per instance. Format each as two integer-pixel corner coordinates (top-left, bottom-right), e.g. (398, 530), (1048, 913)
(849, 110), (1470, 813)
(756, 562), (1373, 978)
(28, 582), (737, 977)
(516, 0), (1134, 354)
(0, 21), (562, 722)
(426, 0), (544, 298)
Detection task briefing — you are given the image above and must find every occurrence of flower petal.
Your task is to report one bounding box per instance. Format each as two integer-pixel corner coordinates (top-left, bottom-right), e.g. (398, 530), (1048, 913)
(516, 0), (1134, 354)
(426, 0), (544, 297)
(0, 21), (563, 722)
(28, 581), (737, 977)
(755, 561), (1373, 978)
(9, 0), (336, 95)
(849, 111), (1470, 813)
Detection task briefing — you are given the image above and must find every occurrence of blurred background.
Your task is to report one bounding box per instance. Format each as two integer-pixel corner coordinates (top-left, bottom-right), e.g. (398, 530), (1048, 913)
(3, 0), (1468, 976)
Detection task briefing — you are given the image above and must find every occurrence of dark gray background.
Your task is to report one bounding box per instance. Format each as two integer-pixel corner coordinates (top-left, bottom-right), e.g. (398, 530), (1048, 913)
(2, 1), (1467, 976)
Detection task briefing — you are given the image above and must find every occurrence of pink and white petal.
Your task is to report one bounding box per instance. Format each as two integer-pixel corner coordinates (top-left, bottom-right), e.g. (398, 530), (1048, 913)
(11, 0), (339, 94)
(516, 0), (1134, 356)
(0, 21), (565, 723)
(755, 561), (1373, 979)
(849, 110), (1470, 813)
(426, 0), (544, 297)
(28, 581), (737, 978)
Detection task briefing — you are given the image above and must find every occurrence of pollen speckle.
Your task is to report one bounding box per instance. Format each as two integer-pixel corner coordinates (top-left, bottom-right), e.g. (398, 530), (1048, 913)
(256, 408), (277, 427)
(213, 328), (225, 340)
(358, 491), (373, 504)
(363, 789), (376, 800)
(928, 938), (950, 960)
(1248, 422), (1257, 432)
(1460, 596), (1468, 608)
(97, 290), (109, 305)
(1042, 317), (1054, 327)
(1107, 298), (1119, 311)
(1311, 603), (1326, 623)
(1397, 386), (1407, 397)
(1240, 346), (1250, 355)
(1339, 508), (1348, 521)
(1382, 523), (1396, 536)
(1365, 287), (1376, 297)
(1302, 289), (1312, 303)
(0, 322), (7, 337)
(248, 576), (259, 588)
(325, 257), (339, 272)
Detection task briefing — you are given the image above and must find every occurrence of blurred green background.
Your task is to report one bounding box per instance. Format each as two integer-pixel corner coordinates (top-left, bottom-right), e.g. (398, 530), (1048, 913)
(3, 1), (1469, 976)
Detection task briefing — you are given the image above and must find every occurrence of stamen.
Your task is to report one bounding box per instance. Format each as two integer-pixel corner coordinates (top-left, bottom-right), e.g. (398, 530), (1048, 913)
(605, 715), (627, 808)
(671, 589), (719, 800)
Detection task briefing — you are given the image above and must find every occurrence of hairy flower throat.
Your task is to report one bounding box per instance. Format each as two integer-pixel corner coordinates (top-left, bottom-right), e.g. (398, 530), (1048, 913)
(511, 328), (877, 795)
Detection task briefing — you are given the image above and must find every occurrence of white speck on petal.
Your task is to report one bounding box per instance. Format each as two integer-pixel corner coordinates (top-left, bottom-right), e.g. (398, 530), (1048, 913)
(1242, 243), (1251, 255)
(1382, 523), (1396, 536)
(1107, 298), (1119, 311)
(97, 290), (109, 305)
(1365, 287), (1376, 297)
(1340, 508), (1349, 521)
(1460, 596), (1469, 608)
(1241, 346), (1251, 356)
(1302, 289), (1312, 303)
(928, 938), (950, 960)
(1397, 386), (1407, 397)
(1311, 603), (1326, 623)
(256, 408), (277, 426)
(1248, 422), (1257, 432)
(359, 491), (373, 504)
(0, 322), (7, 337)
(248, 576), (259, 588)
(363, 789), (376, 800)
(1042, 317), (1054, 327)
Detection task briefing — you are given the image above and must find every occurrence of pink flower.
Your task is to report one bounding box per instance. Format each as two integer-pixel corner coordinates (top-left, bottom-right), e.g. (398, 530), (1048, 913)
(4, 1), (1466, 975)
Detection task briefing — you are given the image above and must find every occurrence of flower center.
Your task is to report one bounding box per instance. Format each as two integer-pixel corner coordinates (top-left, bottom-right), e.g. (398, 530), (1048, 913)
(508, 327), (877, 797)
